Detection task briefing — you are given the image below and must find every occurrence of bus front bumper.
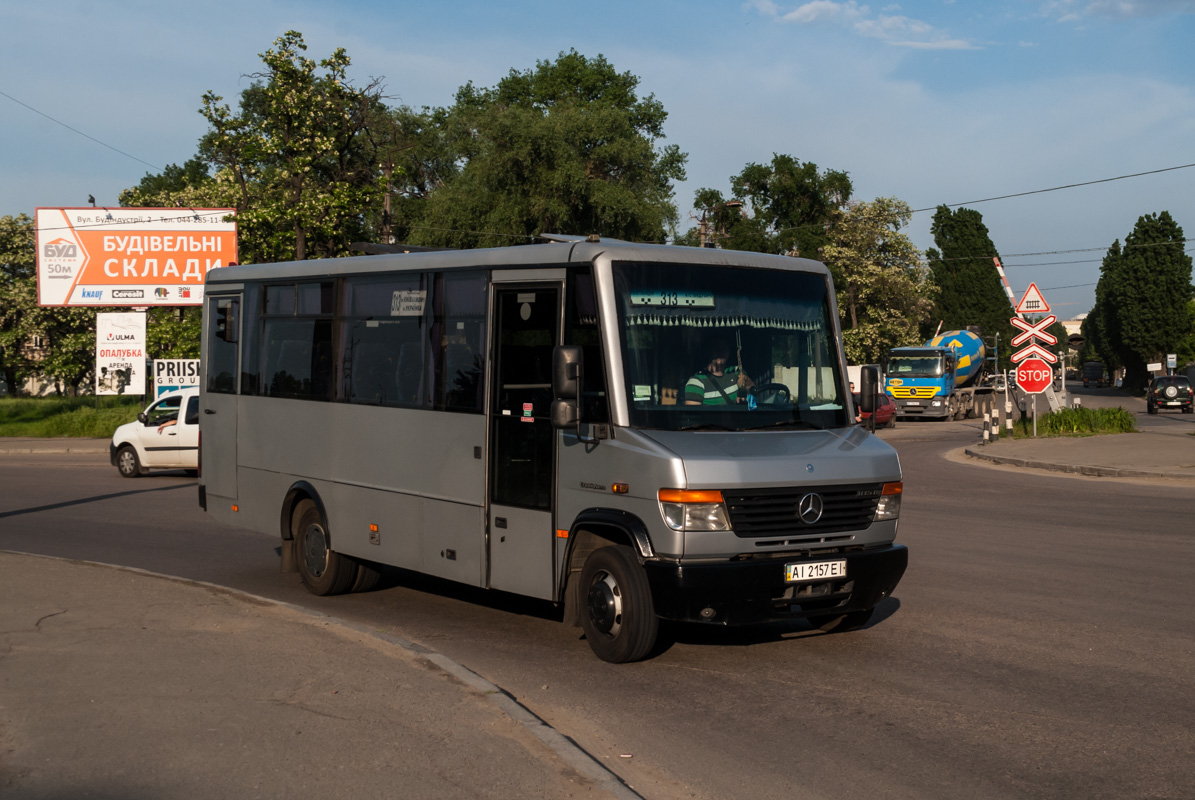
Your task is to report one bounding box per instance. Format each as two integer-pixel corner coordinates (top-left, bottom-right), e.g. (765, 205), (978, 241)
(643, 544), (908, 626)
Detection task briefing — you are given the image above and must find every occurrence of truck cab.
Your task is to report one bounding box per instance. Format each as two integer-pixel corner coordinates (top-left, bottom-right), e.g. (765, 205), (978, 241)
(885, 347), (956, 419)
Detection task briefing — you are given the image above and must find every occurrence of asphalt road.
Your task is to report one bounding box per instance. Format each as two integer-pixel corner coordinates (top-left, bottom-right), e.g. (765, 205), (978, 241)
(2, 403), (1193, 800)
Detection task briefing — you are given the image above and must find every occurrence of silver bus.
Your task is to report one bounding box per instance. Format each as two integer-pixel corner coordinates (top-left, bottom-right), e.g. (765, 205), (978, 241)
(199, 235), (907, 662)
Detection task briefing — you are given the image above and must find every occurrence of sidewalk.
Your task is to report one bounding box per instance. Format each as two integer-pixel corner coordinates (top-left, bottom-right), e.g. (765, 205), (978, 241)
(0, 552), (639, 800)
(0, 436), (109, 454)
(964, 427), (1195, 481)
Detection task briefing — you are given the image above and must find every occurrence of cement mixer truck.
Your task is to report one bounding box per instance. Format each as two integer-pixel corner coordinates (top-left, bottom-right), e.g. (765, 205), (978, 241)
(885, 329), (996, 421)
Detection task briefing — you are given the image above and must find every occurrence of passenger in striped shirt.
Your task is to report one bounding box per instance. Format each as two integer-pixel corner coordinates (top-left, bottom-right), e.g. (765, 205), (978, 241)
(684, 339), (754, 405)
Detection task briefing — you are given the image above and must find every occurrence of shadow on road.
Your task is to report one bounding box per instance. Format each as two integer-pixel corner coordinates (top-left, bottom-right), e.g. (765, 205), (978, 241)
(0, 481), (195, 520)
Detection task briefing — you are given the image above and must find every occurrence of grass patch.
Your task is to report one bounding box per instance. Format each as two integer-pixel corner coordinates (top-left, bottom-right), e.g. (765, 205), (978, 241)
(0, 396), (144, 438)
(1009, 405), (1136, 438)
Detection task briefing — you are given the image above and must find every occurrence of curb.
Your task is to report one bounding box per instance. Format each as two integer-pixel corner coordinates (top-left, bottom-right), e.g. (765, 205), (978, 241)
(963, 446), (1195, 481)
(3, 550), (645, 800)
(0, 446), (108, 455)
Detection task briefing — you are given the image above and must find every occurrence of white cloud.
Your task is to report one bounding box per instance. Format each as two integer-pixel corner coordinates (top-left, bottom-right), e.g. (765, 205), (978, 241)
(1042, 0), (1195, 20)
(754, 0), (978, 49)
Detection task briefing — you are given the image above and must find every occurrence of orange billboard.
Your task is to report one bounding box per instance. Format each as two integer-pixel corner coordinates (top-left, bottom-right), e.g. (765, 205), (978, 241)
(36, 207), (238, 307)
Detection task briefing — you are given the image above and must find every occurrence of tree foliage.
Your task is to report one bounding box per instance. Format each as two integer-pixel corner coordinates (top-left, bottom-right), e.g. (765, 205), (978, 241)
(820, 198), (936, 363)
(1089, 211), (1194, 389)
(680, 155), (852, 256)
(924, 206), (1016, 368)
(394, 50), (687, 248)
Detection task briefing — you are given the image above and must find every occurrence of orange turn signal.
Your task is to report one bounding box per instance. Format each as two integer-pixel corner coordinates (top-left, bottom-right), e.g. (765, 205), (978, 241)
(882, 482), (903, 495)
(658, 489), (724, 504)
(556, 529), (569, 539)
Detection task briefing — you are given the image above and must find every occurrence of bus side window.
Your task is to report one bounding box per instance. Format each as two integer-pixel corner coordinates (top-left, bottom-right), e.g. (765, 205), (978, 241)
(207, 296), (239, 394)
(566, 269), (608, 422)
(433, 270), (487, 413)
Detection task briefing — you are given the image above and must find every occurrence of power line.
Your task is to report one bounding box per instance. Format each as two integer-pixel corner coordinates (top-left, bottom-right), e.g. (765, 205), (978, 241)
(911, 162), (1195, 213)
(0, 89), (162, 173)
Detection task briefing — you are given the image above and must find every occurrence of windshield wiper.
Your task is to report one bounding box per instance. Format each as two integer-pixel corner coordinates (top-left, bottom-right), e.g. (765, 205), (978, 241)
(743, 417), (824, 432)
(675, 422), (740, 432)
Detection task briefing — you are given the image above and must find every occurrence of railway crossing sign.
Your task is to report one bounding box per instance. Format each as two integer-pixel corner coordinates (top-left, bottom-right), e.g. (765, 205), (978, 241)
(1015, 283), (1050, 315)
(1016, 358), (1053, 394)
(1011, 343), (1057, 364)
(1011, 314), (1058, 347)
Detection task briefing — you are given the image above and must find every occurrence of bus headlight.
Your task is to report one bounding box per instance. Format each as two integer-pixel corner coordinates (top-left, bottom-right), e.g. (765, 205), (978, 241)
(874, 482), (902, 521)
(658, 490), (730, 531)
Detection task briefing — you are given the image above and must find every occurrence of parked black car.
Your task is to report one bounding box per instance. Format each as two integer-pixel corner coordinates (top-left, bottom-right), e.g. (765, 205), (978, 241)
(1145, 375), (1193, 414)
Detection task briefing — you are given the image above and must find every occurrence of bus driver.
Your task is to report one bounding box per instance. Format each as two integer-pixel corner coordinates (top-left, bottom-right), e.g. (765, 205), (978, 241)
(684, 338), (754, 405)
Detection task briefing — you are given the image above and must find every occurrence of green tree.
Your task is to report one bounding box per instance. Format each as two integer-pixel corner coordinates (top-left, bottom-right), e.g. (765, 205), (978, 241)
(0, 214), (36, 392)
(1095, 211), (1194, 389)
(819, 198), (935, 363)
(402, 50), (687, 248)
(924, 206), (1016, 368)
(194, 31), (388, 263)
(681, 155), (852, 256)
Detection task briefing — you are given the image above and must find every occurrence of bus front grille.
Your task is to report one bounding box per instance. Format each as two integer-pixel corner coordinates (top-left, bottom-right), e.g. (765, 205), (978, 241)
(722, 484), (882, 538)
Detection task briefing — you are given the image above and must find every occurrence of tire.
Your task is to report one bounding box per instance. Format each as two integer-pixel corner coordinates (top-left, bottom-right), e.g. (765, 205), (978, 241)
(184, 469), (199, 478)
(808, 607), (874, 633)
(579, 545), (658, 663)
(350, 559), (383, 593)
(116, 445), (142, 478)
(1147, 402), (1157, 415)
(293, 500), (356, 596)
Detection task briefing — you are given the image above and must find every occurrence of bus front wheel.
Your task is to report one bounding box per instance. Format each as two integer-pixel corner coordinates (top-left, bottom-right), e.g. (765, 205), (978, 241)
(579, 545), (658, 663)
(293, 500), (356, 596)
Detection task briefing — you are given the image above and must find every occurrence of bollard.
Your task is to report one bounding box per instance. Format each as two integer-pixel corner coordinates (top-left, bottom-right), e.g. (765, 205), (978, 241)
(991, 409), (1000, 441)
(982, 410), (990, 444)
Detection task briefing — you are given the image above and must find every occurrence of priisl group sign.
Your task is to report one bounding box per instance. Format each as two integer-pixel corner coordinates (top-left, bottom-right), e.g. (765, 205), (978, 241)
(35, 207), (237, 307)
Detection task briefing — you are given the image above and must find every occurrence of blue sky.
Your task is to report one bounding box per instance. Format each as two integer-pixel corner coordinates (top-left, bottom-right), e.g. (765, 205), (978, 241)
(3, 0), (1193, 317)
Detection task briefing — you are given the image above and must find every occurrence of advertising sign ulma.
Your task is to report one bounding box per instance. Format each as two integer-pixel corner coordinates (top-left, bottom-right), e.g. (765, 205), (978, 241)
(36, 207), (237, 307)
(96, 312), (147, 396)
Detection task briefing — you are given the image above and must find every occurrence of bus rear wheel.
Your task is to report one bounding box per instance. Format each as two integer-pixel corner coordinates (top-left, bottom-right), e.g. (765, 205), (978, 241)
(579, 545), (658, 663)
(293, 500), (356, 596)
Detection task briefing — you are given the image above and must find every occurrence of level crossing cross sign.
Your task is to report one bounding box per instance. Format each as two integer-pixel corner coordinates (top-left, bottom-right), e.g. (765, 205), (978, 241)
(1016, 357), (1053, 394)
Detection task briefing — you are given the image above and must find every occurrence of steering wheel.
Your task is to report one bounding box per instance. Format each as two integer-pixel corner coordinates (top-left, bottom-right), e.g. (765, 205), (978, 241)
(748, 383), (790, 405)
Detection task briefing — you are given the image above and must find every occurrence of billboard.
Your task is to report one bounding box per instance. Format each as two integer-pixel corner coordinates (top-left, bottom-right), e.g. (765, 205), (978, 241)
(36, 207), (237, 307)
(96, 312), (147, 396)
(154, 358), (200, 398)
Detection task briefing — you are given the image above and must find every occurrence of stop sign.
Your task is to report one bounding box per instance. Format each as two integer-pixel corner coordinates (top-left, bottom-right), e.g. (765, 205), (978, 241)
(1016, 357), (1053, 394)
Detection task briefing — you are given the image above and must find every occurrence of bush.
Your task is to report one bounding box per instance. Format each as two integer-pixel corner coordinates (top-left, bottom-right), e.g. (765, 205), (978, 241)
(0, 396), (144, 438)
(1013, 406), (1136, 437)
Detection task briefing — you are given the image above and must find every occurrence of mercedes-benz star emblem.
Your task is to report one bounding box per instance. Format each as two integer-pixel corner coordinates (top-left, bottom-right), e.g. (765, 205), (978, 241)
(797, 492), (824, 525)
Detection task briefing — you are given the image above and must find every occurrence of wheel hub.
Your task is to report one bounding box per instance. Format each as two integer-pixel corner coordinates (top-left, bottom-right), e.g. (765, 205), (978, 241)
(302, 523), (328, 578)
(587, 571), (623, 636)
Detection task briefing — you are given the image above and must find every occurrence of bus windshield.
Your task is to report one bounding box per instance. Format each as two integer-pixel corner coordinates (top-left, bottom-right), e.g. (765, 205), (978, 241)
(612, 262), (850, 431)
(887, 356), (944, 378)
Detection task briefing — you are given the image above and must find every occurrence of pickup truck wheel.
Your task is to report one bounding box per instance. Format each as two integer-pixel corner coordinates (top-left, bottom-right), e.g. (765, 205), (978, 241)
(116, 446), (142, 478)
(808, 607), (874, 633)
(293, 500), (356, 596)
(580, 545), (658, 663)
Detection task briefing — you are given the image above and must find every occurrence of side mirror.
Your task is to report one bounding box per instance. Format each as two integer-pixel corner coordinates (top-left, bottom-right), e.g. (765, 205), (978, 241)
(552, 345), (582, 400)
(859, 365), (879, 414)
(137, 412), (148, 425)
(550, 399), (579, 430)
